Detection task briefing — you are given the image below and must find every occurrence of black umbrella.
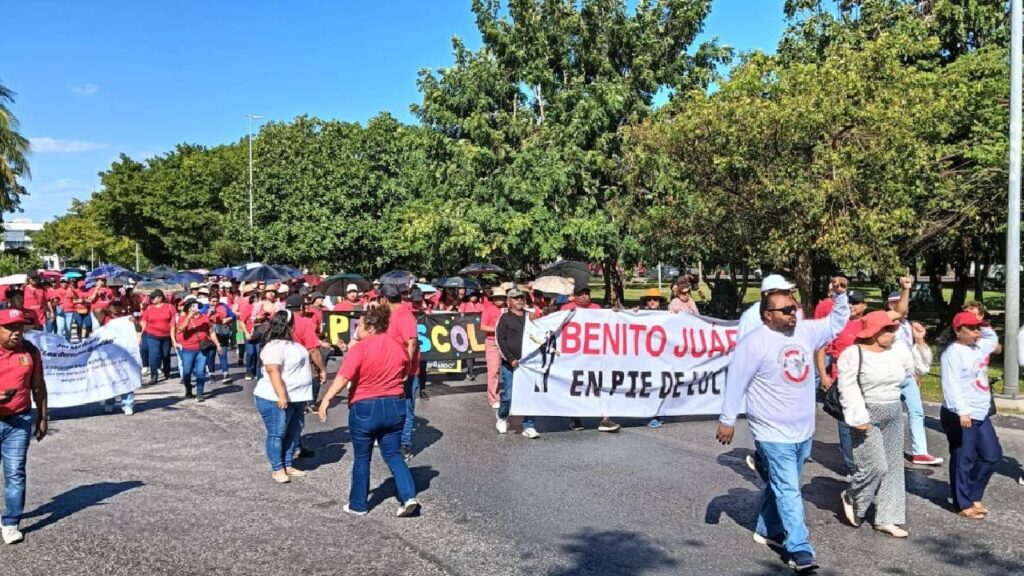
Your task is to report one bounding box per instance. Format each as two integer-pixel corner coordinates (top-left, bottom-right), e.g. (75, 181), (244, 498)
(539, 260), (591, 292)
(271, 265), (303, 279)
(241, 265), (292, 283)
(320, 273), (371, 297)
(147, 265), (178, 280)
(379, 270), (417, 287)
(442, 276), (466, 288)
(457, 263), (505, 276)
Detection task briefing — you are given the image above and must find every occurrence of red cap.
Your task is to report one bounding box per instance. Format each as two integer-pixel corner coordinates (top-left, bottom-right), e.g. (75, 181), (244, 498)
(855, 310), (898, 339)
(952, 311), (988, 330)
(0, 309), (32, 327)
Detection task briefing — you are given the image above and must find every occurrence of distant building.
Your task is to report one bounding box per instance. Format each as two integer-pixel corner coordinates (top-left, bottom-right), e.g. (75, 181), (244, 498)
(1, 218), (63, 270)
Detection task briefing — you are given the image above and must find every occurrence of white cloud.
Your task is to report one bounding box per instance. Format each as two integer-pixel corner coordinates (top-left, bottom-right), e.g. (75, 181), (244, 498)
(70, 83), (99, 96)
(29, 137), (109, 153)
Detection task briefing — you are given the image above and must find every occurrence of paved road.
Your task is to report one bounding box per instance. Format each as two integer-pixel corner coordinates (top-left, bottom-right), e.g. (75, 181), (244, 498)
(3, 355), (1024, 576)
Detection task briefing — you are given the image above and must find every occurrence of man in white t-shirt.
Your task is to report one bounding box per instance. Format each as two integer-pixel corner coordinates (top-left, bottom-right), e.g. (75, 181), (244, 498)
(717, 277), (849, 574)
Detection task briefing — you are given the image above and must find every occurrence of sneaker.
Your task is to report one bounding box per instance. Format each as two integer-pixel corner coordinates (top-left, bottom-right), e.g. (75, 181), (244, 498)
(185, 388), (195, 399)
(271, 470), (290, 484)
(400, 445), (413, 462)
(873, 524), (908, 538)
(496, 418), (508, 434)
(745, 454), (757, 472)
(142, 366), (150, 376)
(1, 525), (23, 544)
(222, 374), (231, 382)
(285, 467), (307, 478)
(787, 551), (819, 573)
(522, 427), (540, 439)
(196, 395), (205, 403)
(648, 418), (663, 428)
(569, 418), (584, 431)
(124, 406), (134, 416)
(752, 532), (783, 547)
(911, 454), (944, 466)
(343, 504), (368, 516)
(490, 402), (499, 409)
(244, 375), (254, 382)
(419, 389), (429, 400)
(597, 418), (621, 433)
(840, 490), (860, 527)
(104, 403), (114, 414)
(397, 499), (420, 517)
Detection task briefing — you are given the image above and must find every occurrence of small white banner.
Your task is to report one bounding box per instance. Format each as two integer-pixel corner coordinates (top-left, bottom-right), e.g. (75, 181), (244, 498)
(511, 310), (739, 417)
(26, 317), (142, 408)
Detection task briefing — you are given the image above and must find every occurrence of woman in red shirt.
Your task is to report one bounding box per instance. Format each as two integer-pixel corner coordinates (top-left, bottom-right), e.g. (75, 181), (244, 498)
(71, 281), (93, 340)
(176, 296), (216, 401)
(141, 289), (175, 385)
(56, 278), (76, 340)
(317, 305), (419, 517)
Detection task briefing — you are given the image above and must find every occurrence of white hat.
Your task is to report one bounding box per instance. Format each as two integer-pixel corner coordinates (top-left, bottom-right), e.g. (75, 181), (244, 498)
(760, 274), (795, 293)
(277, 285), (290, 294)
(346, 283), (358, 293)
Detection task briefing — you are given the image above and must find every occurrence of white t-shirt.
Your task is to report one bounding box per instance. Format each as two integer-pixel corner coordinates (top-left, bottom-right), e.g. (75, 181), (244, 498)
(941, 327), (998, 421)
(255, 339), (313, 403)
(720, 294), (849, 443)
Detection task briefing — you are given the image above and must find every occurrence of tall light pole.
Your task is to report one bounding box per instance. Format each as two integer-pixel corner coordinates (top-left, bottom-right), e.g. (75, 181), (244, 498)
(1005, 0), (1022, 399)
(246, 113), (264, 230)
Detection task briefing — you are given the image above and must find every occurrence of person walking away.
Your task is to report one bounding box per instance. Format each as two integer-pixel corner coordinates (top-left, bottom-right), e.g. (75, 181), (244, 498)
(717, 277), (849, 573)
(177, 297), (216, 401)
(381, 285), (421, 461)
(317, 305), (420, 517)
(481, 287), (507, 409)
(940, 311), (1002, 519)
(495, 289), (539, 439)
(140, 290), (174, 385)
(0, 308), (48, 544)
(254, 311), (312, 483)
(836, 311), (931, 538)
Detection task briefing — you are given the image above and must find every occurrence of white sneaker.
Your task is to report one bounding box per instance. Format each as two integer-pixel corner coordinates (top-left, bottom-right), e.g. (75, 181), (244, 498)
(124, 406), (134, 416)
(490, 402), (499, 409)
(751, 532), (781, 547)
(2, 525), (23, 544)
(495, 418), (508, 434)
(745, 454), (756, 472)
(142, 366), (150, 376)
(342, 504), (367, 517)
(397, 499), (420, 517)
(522, 427), (540, 439)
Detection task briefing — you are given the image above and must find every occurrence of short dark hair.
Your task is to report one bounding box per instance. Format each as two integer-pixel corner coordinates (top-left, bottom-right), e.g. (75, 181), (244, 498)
(262, 310), (294, 344)
(363, 304), (390, 333)
(760, 292), (789, 324)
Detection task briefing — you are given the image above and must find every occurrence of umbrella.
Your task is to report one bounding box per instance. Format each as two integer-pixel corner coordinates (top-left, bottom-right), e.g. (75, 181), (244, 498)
(0, 274), (26, 286)
(240, 265), (292, 283)
(539, 260), (591, 291)
(416, 282), (437, 294)
(134, 280), (184, 296)
(106, 269), (144, 287)
(531, 276), (575, 296)
(61, 269), (85, 279)
(303, 274), (323, 287)
(167, 271), (206, 286)
(457, 263), (505, 276)
(211, 266), (243, 279)
(87, 264), (129, 280)
(272, 265), (303, 279)
(39, 270), (62, 282)
(189, 268), (210, 276)
(379, 270), (417, 287)
(442, 277), (467, 289)
(147, 265), (178, 279)
(320, 273), (370, 297)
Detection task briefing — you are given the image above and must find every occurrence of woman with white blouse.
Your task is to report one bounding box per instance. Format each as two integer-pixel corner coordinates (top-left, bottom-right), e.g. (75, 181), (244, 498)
(836, 311), (932, 538)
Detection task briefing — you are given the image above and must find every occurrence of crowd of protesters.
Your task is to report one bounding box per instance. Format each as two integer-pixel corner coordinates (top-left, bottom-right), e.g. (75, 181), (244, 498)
(0, 263), (1018, 564)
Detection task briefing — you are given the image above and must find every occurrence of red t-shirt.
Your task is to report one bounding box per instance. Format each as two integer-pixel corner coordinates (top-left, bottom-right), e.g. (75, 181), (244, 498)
(813, 299), (833, 320)
(22, 284), (48, 324)
(341, 333), (408, 405)
(387, 305), (420, 376)
(332, 300), (362, 312)
(481, 301), (502, 341)
(0, 342), (41, 416)
(827, 320), (863, 379)
(458, 301), (484, 313)
(560, 302), (601, 311)
(306, 309), (324, 336)
(142, 304), (176, 338)
(59, 287), (77, 311)
(292, 314), (320, 350)
(177, 314), (212, 351)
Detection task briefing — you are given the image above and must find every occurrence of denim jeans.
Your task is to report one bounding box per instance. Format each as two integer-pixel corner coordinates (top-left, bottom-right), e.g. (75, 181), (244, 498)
(754, 438), (815, 556)
(245, 342), (262, 378)
(498, 364), (535, 429)
(940, 408), (1003, 511)
(900, 376), (928, 456)
(179, 348), (208, 395)
(214, 335), (230, 374)
(0, 412), (32, 526)
(72, 311), (92, 339)
(255, 397), (304, 471)
(56, 310), (72, 340)
(837, 420), (854, 474)
(145, 334), (173, 382)
(349, 397), (416, 511)
(401, 374), (420, 449)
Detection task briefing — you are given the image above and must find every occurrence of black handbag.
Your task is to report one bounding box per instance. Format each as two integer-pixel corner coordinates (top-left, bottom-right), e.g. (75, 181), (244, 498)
(199, 337), (216, 353)
(823, 345), (863, 421)
(248, 323), (269, 344)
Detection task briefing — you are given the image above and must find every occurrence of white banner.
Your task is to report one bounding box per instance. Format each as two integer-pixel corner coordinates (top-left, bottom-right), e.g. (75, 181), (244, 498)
(26, 317), (142, 408)
(511, 309), (739, 417)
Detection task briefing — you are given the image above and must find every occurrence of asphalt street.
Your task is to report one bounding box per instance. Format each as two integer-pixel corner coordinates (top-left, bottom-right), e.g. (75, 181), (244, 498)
(3, 353), (1024, 576)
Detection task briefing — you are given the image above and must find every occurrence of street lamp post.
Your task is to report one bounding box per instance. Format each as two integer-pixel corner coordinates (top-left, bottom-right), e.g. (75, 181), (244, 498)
(246, 114), (264, 250)
(1005, 0), (1022, 399)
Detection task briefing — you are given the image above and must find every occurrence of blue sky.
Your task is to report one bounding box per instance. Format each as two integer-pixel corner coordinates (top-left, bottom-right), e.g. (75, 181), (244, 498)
(3, 0), (787, 224)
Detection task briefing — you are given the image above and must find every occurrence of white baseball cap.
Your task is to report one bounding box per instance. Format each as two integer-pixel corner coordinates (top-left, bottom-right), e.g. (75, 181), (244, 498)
(760, 274), (795, 293)
(277, 285), (290, 294)
(346, 283), (358, 293)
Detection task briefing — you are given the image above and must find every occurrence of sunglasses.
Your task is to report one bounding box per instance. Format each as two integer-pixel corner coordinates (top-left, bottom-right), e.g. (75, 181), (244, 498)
(766, 305), (798, 316)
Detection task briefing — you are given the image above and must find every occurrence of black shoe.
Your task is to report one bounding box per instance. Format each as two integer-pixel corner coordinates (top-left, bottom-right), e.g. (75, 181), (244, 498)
(570, 418), (584, 431)
(400, 445), (413, 462)
(788, 552), (819, 573)
(185, 388), (195, 399)
(419, 389), (429, 400)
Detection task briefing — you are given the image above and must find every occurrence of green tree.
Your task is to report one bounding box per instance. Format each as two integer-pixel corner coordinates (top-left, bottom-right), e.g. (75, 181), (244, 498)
(0, 81), (31, 217)
(33, 199), (145, 269)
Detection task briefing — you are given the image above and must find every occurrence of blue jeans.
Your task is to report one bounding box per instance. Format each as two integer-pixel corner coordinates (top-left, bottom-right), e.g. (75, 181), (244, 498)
(401, 374), (420, 448)
(255, 397), (304, 471)
(837, 420), (854, 474)
(56, 310), (72, 340)
(348, 397), (416, 511)
(179, 349), (208, 395)
(0, 412), (32, 526)
(72, 312), (92, 339)
(245, 342), (262, 378)
(900, 376), (928, 456)
(498, 364), (534, 429)
(941, 408), (1002, 511)
(145, 334), (172, 381)
(754, 438), (814, 557)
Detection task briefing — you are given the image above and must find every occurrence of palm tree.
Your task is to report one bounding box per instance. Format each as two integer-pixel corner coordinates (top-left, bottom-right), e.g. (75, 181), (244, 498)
(0, 80), (31, 215)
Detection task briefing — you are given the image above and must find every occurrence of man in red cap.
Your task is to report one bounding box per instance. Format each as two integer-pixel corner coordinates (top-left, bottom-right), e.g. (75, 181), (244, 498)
(0, 308), (48, 544)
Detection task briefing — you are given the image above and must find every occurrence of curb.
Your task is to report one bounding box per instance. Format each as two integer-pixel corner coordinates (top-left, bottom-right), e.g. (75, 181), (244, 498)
(922, 400), (1024, 431)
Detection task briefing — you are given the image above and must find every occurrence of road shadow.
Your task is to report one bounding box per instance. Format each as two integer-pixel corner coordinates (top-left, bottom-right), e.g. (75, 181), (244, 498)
(544, 530), (679, 576)
(49, 394), (185, 421)
(919, 534), (1024, 575)
(409, 416), (444, 457)
(904, 466), (953, 511)
(22, 480), (144, 534)
(366, 465), (440, 511)
(810, 439), (849, 477)
(298, 424), (350, 471)
(202, 383), (243, 399)
(705, 449), (762, 533)
(802, 475), (846, 523)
